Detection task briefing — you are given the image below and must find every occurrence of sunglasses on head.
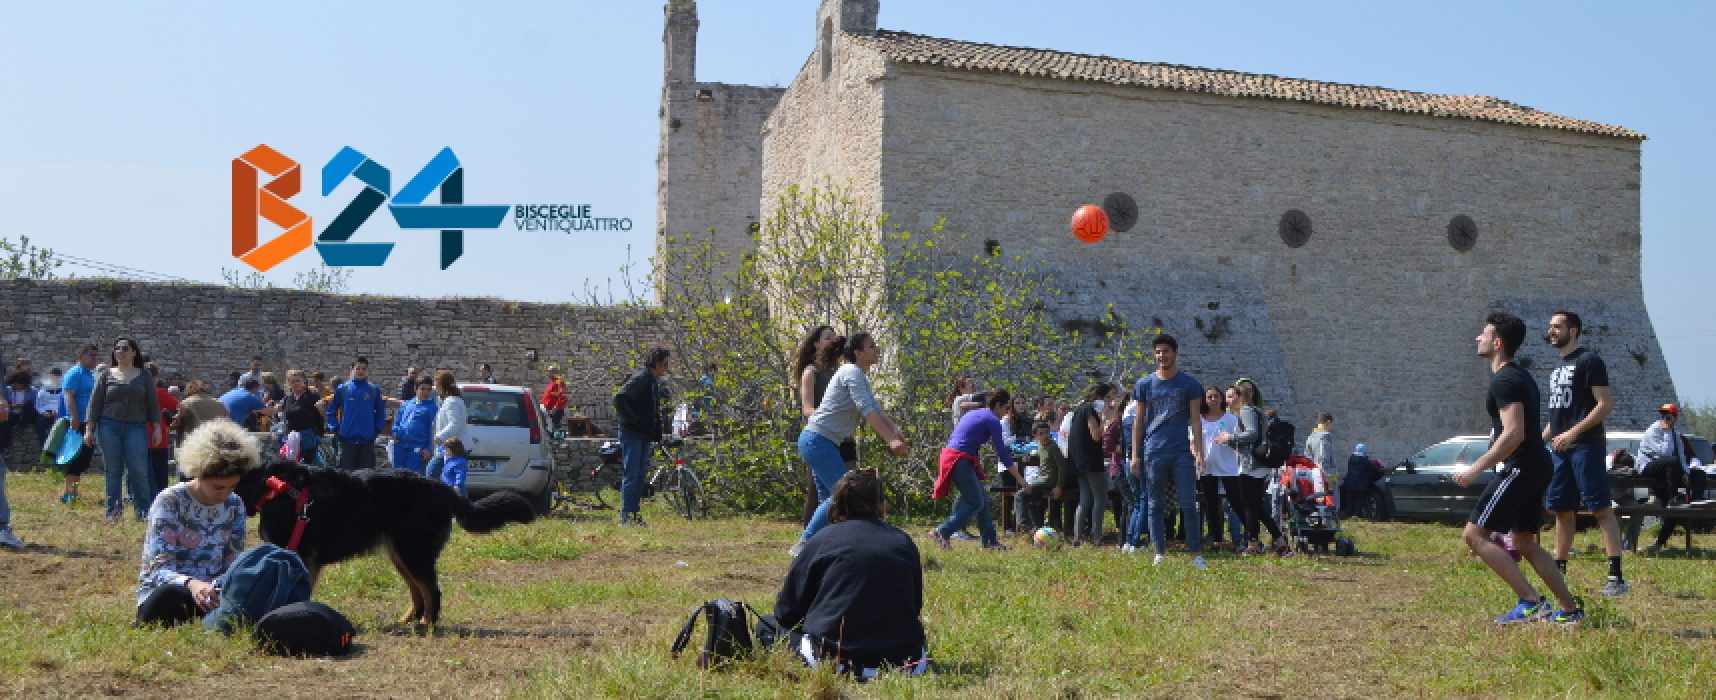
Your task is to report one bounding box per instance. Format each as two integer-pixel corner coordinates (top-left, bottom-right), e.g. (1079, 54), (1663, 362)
(114, 345), (133, 351)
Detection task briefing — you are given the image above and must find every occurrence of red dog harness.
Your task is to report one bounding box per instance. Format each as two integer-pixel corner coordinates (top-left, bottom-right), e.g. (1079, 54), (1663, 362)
(255, 476), (314, 552)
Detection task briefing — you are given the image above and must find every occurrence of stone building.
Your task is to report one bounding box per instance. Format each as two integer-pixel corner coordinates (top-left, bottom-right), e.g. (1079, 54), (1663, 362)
(656, 0), (1676, 461)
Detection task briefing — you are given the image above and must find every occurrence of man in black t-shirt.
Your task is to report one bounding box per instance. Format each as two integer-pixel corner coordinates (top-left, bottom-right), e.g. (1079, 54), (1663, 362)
(1454, 313), (1581, 625)
(1542, 311), (1626, 595)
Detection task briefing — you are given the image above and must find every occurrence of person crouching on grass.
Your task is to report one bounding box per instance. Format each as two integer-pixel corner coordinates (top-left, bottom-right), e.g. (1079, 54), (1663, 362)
(440, 437), (469, 500)
(1453, 312), (1582, 625)
(135, 420), (256, 627)
(774, 467), (929, 679)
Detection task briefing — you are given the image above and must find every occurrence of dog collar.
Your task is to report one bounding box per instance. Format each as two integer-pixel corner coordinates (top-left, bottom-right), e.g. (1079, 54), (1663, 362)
(257, 476), (314, 552)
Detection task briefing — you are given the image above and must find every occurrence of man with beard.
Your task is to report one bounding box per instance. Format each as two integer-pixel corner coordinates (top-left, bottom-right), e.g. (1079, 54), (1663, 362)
(1454, 313), (1582, 625)
(1542, 311), (1626, 595)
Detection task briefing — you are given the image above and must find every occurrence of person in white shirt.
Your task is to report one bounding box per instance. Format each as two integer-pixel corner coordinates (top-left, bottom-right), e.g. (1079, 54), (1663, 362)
(1197, 386), (1243, 551)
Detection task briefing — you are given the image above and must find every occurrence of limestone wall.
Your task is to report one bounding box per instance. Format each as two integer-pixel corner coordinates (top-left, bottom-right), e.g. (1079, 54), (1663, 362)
(758, 31), (888, 223)
(657, 81), (784, 291)
(866, 65), (1670, 461)
(0, 279), (669, 446)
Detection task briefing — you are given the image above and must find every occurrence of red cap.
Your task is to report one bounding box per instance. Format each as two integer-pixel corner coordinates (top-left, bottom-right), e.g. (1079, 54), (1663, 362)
(1660, 404), (1680, 416)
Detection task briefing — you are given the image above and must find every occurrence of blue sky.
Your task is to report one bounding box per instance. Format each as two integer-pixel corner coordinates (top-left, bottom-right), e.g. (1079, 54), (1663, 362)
(3, 1), (1711, 403)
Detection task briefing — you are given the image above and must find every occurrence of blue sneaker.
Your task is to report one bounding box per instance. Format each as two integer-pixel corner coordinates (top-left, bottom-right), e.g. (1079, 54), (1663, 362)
(1494, 597), (1550, 625)
(1551, 608), (1585, 626)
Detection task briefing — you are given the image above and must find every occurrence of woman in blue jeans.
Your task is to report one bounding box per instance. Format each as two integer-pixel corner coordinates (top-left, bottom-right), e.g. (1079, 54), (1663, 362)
(929, 390), (1016, 550)
(789, 333), (909, 557)
(84, 336), (162, 521)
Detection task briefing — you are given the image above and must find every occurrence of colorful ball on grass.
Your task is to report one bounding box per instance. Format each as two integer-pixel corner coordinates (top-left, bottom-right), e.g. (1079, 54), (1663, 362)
(1070, 204), (1108, 243)
(1032, 526), (1063, 549)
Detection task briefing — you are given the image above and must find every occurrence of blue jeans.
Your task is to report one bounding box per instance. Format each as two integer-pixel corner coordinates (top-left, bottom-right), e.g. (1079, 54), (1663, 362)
(799, 430), (849, 542)
(96, 419), (151, 519)
(1125, 466), (1149, 546)
(0, 463), (11, 527)
(618, 429), (650, 518)
(1145, 450), (1202, 554)
(935, 457), (998, 545)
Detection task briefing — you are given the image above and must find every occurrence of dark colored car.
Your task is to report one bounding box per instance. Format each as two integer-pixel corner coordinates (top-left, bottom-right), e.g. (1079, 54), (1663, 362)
(1374, 431), (1713, 521)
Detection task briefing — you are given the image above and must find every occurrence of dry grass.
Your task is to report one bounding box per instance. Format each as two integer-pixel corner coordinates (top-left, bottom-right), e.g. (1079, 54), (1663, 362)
(1, 468), (1713, 698)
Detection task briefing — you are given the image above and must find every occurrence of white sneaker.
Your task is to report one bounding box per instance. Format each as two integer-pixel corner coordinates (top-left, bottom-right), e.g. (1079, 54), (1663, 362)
(0, 527), (22, 549)
(1152, 553), (1167, 566)
(787, 540), (805, 558)
(1191, 555), (1208, 570)
(1120, 544), (1136, 555)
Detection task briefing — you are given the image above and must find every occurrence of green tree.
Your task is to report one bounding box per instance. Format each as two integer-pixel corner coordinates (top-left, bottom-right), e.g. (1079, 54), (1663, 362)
(0, 235), (64, 280)
(574, 183), (1152, 517)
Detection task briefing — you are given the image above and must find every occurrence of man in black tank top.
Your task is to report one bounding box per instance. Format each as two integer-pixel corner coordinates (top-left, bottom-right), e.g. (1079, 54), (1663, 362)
(1452, 313), (1581, 625)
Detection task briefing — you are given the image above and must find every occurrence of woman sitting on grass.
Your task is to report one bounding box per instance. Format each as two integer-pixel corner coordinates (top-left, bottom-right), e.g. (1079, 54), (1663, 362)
(774, 468), (928, 679)
(134, 420), (256, 626)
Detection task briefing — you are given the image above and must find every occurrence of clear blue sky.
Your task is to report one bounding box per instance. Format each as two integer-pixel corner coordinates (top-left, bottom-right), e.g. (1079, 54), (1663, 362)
(3, 1), (1711, 403)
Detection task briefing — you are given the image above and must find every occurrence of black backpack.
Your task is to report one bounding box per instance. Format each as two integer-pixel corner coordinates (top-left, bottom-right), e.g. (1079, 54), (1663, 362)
(670, 598), (783, 669)
(1251, 415), (1295, 469)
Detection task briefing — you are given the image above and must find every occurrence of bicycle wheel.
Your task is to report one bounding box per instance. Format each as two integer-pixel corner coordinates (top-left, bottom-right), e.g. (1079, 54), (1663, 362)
(662, 469), (685, 518)
(549, 473), (576, 516)
(677, 468), (701, 520)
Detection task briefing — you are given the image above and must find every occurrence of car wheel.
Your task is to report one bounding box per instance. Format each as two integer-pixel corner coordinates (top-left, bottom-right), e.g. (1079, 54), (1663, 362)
(1336, 538), (1356, 556)
(529, 480), (554, 516)
(1357, 490), (1387, 521)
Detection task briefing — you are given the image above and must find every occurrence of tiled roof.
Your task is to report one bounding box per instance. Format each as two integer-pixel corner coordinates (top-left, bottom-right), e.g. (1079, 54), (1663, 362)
(850, 30), (1643, 140)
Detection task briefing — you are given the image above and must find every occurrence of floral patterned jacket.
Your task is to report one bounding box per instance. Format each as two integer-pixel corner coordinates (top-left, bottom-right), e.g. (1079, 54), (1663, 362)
(136, 483), (246, 607)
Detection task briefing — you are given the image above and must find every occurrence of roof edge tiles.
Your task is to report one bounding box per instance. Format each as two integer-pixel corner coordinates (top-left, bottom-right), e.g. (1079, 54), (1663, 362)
(849, 30), (1643, 141)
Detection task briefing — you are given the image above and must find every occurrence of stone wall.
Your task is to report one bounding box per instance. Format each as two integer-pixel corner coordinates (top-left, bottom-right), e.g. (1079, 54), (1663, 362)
(657, 2), (784, 296)
(867, 65), (1671, 461)
(757, 22), (887, 224)
(0, 278), (669, 445)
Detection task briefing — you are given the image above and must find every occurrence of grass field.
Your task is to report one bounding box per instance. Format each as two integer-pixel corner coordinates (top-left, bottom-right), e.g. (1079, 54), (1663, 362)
(1, 468), (1713, 698)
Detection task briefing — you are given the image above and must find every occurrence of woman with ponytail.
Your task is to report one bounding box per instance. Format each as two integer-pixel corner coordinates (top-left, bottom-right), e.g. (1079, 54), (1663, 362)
(788, 333), (908, 557)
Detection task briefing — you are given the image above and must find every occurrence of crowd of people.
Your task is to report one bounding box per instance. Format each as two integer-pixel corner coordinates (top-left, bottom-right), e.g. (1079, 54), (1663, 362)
(0, 345), (579, 550)
(771, 310), (1704, 640)
(0, 309), (1705, 670)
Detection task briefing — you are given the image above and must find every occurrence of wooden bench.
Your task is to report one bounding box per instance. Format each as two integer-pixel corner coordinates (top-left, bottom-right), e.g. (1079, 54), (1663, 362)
(1588, 475), (1715, 551)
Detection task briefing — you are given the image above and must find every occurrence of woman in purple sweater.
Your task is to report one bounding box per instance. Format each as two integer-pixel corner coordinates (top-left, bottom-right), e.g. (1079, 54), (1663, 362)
(929, 391), (1016, 550)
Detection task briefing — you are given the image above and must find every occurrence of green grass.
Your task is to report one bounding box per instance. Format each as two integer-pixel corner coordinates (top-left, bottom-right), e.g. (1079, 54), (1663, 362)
(1, 468), (1713, 697)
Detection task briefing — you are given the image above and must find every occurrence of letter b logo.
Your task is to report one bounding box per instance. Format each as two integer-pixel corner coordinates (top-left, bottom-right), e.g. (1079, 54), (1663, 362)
(231, 145), (313, 272)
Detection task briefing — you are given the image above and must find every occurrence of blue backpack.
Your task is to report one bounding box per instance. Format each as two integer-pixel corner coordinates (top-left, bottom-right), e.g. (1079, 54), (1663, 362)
(204, 544), (312, 634)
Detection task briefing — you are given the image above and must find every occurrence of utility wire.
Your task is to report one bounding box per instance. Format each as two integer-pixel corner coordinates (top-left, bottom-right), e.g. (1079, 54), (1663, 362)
(55, 253), (195, 283)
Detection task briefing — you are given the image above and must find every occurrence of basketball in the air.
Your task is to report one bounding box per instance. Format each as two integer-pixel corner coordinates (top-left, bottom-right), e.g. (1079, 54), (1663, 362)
(1032, 526), (1063, 549)
(1070, 205), (1108, 243)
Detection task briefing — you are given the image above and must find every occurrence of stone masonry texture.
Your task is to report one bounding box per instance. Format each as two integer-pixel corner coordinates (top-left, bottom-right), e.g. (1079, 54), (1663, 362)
(661, 0), (1677, 463)
(0, 277), (670, 472)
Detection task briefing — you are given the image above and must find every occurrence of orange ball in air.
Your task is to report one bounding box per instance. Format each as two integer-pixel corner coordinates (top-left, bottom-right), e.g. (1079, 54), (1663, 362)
(1071, 205), (1108, 243)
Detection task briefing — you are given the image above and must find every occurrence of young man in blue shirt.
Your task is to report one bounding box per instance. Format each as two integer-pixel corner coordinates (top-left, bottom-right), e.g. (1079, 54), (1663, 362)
(389, 379), (437, 474)
(326, 357), (388, 471)
(219, 379), (268, 430)
(57, 345), (101, 505)
(1127, 334), (1208, 569)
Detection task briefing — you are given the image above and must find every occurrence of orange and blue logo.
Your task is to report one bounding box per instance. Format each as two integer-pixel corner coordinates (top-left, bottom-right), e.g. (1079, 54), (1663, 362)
(231, 145), (509, 271)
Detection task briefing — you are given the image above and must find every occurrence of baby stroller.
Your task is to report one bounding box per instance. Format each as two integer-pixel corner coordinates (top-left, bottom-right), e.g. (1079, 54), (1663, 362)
(1276, 455), (1356, 556)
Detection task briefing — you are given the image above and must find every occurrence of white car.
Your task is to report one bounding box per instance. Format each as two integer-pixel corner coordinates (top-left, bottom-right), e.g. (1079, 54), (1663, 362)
(459, 383), (557, 514)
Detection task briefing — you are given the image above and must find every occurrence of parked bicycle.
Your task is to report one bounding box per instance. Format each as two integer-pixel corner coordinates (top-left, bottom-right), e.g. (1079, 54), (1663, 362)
(549, 440), (623, 514)
(648, 436), (705, 520)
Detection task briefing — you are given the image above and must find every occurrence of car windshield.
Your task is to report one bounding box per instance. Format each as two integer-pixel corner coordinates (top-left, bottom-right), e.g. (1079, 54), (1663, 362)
(463, 390), (530, 427)
(1411, 440), (1469, 468)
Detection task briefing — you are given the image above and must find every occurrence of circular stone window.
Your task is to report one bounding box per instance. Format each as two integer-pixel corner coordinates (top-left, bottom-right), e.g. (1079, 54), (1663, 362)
(1278, 209), (1312, 248)
(1447, 215), (1478, 252)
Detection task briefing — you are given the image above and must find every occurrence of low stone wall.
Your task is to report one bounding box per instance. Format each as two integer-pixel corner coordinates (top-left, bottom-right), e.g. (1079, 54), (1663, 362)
(0, 278), (670, 438)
